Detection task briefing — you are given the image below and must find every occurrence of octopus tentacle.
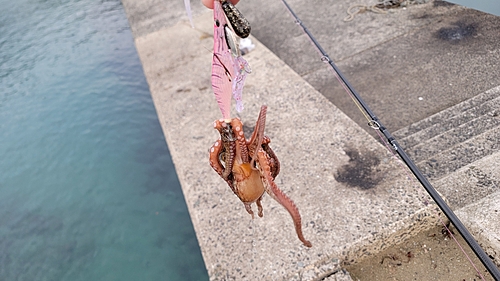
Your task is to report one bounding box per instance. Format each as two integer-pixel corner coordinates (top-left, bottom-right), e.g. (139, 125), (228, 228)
(257, 151), (312, 247)
(256, 195), (264, 217)
(244, 202), (255, 219)
(231, 118), (249, 163)
(216, 121), (236, 179)
(209, 139), (236, 193)
(221, 139), (235, 179)
(248, 105), (267, 169)
(213, 120), (238, 193)
(209, 140), (224, 176)
(262, 140), (280, 179)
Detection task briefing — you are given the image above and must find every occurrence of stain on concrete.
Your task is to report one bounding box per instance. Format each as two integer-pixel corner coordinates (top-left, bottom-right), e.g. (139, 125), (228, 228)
(436, 21), (477, 42)
(335, 147), (382, 189)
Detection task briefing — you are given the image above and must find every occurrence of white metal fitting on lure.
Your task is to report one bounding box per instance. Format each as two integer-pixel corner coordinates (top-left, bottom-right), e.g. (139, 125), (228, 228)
(224, 25), (240, 58)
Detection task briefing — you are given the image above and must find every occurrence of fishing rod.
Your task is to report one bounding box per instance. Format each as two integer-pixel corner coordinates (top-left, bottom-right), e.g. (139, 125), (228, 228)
(279, 0), (500, 279)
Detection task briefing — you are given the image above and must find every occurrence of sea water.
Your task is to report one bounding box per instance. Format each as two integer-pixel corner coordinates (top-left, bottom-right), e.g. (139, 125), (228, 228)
(447, 0), (500, 16)
(0, 0), (208, 280)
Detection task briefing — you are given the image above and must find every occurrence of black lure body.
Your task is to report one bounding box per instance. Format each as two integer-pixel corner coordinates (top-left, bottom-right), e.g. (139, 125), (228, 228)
(221, 0), (251, 38)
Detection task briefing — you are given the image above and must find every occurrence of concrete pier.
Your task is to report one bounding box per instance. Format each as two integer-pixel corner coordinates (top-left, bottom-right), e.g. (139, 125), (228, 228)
(121, 0), (499, 279)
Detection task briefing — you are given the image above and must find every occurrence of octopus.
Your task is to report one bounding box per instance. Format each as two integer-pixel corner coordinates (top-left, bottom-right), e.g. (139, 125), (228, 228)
(209, 105), (312, 247)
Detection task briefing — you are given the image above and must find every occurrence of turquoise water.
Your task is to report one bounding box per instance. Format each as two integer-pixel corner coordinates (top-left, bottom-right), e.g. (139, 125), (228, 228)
(448, 0), (500, 16)
(0, 0), (208, 280)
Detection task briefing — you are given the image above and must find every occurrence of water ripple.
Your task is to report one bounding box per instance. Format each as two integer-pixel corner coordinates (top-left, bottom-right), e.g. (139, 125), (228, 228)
(0, 0), (207, 280)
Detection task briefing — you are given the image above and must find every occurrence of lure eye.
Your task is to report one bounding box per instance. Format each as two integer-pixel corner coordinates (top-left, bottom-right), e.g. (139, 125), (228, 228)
(215, 19), (220, 27)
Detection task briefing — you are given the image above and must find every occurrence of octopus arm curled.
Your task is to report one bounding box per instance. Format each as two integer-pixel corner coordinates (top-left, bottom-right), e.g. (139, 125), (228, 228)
(258, 151), (312, 247)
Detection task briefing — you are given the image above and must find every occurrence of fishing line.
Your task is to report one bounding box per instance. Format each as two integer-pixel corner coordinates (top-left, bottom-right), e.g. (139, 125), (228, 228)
(279, 0), (500, 279)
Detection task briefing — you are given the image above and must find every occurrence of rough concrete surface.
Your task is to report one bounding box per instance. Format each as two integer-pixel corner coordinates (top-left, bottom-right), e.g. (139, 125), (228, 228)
(122, 0), (208, 37)
(233, 0), (500, 274)
(435, 150), (500, 266)
(124, 10), (443, 280)
(457, 190), (500, 268)
(120, 0), (500, 279)
(237, 0), (500, 133)
(393, 85), (500, 144)
(436, 151), (500, 210)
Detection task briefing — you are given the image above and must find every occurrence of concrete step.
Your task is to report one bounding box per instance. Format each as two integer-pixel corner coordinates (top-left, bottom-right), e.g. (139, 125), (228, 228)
(393, 85), (500, 142)
(395, 90), (500, 150)
(435, 150), (500, 209)
(416, 125), (500, 181)
(456, 190), (500, 269)
(389, 85), (500, 182)
(434, 151), (500, 266)
(405, 102), (500, 163)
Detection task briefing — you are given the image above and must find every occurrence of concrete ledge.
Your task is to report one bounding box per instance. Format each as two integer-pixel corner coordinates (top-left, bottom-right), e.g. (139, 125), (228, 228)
(131, 11), (443, 280)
